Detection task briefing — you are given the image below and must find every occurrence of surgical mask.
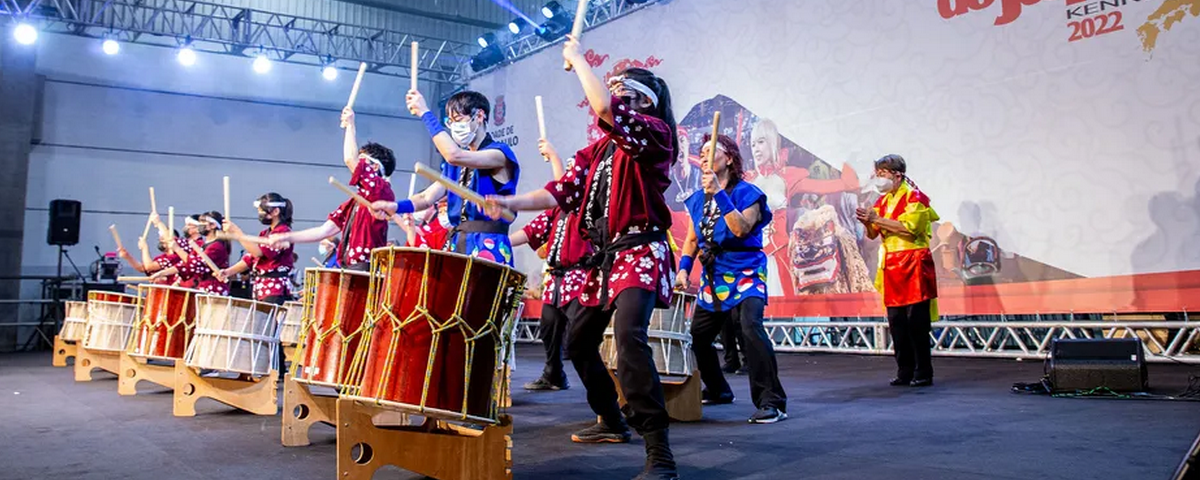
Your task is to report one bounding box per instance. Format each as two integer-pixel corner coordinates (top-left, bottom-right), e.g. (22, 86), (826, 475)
(258, 213), (272, 225)
(449, 120), (476, 147)
(318, 243), (329, 256)
(873, 177), (895, 194)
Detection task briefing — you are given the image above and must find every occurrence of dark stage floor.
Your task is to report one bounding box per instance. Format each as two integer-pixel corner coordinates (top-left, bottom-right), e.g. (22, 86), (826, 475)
(2, 347), (1198, 480)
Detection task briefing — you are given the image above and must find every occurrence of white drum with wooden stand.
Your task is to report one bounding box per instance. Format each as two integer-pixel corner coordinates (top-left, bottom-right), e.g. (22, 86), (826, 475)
(75, 292), (140, 382)
(600, 291), (703, 422)
(120, 284), (202, 396)
(278, 300), (304, 364)
(52, 301), (89, 367)
(173, 295), (281, 417)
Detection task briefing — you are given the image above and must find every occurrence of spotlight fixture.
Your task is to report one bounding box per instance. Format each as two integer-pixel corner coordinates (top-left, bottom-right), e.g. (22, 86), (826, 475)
(470, 45), (505, 72)
(322, 65), (338, 81)
(477, 32), (497, 49)
(13, 22), (38, 45)
(252, 52), (272, 74)
(542, 1), (565, 19)
(102, 38), (120, 55)
(177, 45), (197, 66)
(508, 18), (525, 35)
(537, 16), (571, 41)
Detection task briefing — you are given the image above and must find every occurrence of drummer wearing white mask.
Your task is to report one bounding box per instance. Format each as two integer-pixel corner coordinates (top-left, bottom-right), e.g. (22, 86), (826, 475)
(370, 90), (521, 267)
(220, 193), (296, 305)
(267, 108), (396, 271)
(152, 211), (231, 295)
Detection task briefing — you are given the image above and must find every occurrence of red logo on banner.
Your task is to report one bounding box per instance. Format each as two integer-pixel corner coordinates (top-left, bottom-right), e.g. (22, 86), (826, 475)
(937, 0), (1043, 26)
(493, 95), (506, 126)
(584, 49), (609, 68)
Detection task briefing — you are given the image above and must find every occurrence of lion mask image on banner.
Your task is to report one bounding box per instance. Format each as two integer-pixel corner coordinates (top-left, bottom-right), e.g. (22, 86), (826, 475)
(789, 205), (873, 295)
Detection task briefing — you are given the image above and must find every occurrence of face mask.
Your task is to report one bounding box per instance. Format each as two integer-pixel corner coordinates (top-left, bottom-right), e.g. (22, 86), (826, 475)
(198, 226), (211, 237)
(449, 120), (476, 147)
(318, 243), (329, 256)
(873, 177), (895, 194)
(258, 213), (272, 225)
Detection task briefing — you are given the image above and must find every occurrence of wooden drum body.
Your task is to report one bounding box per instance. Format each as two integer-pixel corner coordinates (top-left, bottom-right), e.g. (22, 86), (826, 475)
(83, 292), (140, 352)
(60, 301), (89, 342)
(185, 295), (280, 376)
(131, 285), (200, 359)
(277, 301), (305, 346)
(350, 247), (525, 425)
(292, 268), (372, 389)
(601, 292), (697, 381)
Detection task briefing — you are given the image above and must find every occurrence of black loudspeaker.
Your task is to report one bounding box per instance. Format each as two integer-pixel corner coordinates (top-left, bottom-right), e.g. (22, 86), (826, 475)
(47, 199), (81, 246)
(1049, 338), (1147, 393)
(1175, 429), (1200, 480)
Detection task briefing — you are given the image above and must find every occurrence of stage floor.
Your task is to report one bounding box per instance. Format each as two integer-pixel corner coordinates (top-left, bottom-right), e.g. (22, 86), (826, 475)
(2, 347), (1197, 480)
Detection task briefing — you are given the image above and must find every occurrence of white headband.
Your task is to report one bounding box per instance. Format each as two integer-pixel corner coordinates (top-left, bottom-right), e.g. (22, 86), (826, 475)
(609, 75), (659, 108)
(253, 200), (287, 209)
(360, 154), (392, 183)
(199, 216), (221, 229)
(185, 217), (201, 227)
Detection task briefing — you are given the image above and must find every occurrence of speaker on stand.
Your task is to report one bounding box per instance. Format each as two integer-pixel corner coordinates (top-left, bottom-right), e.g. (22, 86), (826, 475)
(42, 200), (84, 347)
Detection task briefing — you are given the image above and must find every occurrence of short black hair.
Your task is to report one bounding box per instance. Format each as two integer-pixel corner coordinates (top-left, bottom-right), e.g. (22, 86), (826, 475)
(874, 154), (907, 174)
(446, 91), (491, 124)
(359, 142), (396, 176)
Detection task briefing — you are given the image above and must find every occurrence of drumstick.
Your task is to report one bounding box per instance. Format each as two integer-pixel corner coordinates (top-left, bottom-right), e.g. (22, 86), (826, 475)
(109, 225), (124, 252)
(117, 276), (153, 283)
(192, 244), (222, 276)
(149, 187), (158, 213)
(140, 215), (154, 243)
(407, 172), (417, 198)
(410, 41), (419, 92)
(328, 177), (372, 210)
(706, 111), (721, 167)
(310, 257), (324, 268)
(347, 62), (367, 108)
(535, 95), (548, 162)
(216, 232), (270, 245)
(168, 206), (175, 239)
(564, 0), (590, 71)
(414, 163), (516, 222)
(223, 176), (231, 221)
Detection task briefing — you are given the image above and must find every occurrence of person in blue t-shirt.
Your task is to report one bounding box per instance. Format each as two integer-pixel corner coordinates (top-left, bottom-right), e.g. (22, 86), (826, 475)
(676, 133), (788, 425)
(372, 90), (520, 266)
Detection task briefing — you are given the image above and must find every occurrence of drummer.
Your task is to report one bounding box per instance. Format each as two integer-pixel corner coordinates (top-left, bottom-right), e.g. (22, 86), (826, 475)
(676, 134), (787, 424)
(267, 107), (396, 271)
(219, 193), (296, 305)
(508, 138), (578, 392)
(116, 228), (182, 285)
(370, 90), (520, 266)
(152, 211), (231, 295)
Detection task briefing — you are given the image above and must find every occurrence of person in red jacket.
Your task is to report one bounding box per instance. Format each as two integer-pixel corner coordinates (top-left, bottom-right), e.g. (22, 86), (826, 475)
(220, 193), (296, 305)
(152, 211), (230, 295)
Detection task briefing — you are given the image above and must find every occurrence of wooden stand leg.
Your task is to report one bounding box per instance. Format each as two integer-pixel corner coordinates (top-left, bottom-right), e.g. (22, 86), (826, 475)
(52, 336), (77, 367)
(282, 374), (338, 447)
(74, 348), (120, 382)
(118, 353), (177, 396)
(282, 345), (297, 365)
(336, 399), (513, 480)
(500, 366), (512, 408)
(608, 369), (703, 422)
(173, 365), (279, 417)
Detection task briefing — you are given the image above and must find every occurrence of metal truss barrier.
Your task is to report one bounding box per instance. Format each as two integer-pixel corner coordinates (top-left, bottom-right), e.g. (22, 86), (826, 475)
(514, 319), (1200, 364)
(463, 0), (659, 81)
(0, 0), (476, 85)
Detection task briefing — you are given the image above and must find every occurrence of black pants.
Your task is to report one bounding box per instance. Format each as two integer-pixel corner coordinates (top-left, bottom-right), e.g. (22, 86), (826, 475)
(564, 290), (669, 434)
(691, 297), (787, 411)
(887, 299), (934, 381)
(539, 303), (570, 383)
(721, 313), (744, 369)
(262, 294), (288, 372)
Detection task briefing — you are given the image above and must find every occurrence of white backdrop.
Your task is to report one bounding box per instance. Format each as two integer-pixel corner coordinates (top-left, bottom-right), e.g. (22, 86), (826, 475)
(470, 0), (1200, 289)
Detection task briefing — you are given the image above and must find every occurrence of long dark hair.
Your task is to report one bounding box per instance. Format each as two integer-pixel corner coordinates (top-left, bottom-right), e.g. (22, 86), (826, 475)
(200, 210), (231, 252)
(258, 192), (293, 226)
(619, 67), (677, 163)
(702, 133), (744, 192)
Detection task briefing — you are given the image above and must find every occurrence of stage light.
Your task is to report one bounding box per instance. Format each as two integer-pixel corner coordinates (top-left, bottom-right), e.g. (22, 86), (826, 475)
(322, 65), (338, 81)
(470, 45), (505, 73)
(13, 22), (37, 45)
(252, 53), (272, 74)
(102, 39), (120, 55)
(177, 46), (197, 66)
(537, 18), (570, 41)
(478, 32), (497, 49)
(508, 18), (524, 35)
(542, 1), (565, 19)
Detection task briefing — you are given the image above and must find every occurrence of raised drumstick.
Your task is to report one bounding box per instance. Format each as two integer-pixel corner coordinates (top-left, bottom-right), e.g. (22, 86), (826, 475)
(329, 177), (372, 210)
(408, 172), (417, 198)
(310, 257), (324, 268)
(117, 276), (153, 283)
(411, 42), (419, 92)
(564, 0), (590, 71)
(141, 215), (154, 243)
(216, 232), (270, 245)
(347, 62), (368, 108)
(149, 187), (158, 213)
(414, 163), (516, 222)
(168, 206), (175, 239)
(223, 176), (231, 221)
(706, 111), (721, 166)
(108, 225), (124, 252)
(536, 96), (548, 162)
(192, 244), (222, 276)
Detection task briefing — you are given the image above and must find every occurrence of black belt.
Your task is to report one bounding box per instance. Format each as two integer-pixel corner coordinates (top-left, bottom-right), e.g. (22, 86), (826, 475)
(581, 231), (668, 305)
(699, 243), (760, 312)
(446, 220), (510, 253)
(255, 270), (291, 279)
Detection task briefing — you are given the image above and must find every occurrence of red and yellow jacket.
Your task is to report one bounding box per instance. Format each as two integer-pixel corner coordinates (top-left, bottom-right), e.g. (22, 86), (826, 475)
(873, 180), (939, 321)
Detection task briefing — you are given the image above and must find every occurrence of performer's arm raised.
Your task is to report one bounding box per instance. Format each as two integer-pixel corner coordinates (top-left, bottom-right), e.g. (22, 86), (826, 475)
(406, 89), (508, 170)
(341, 107), (361, 173)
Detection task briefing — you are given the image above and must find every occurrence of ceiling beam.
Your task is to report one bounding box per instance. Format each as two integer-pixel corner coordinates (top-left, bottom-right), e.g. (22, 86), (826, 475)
(333, 0), (504, 30)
